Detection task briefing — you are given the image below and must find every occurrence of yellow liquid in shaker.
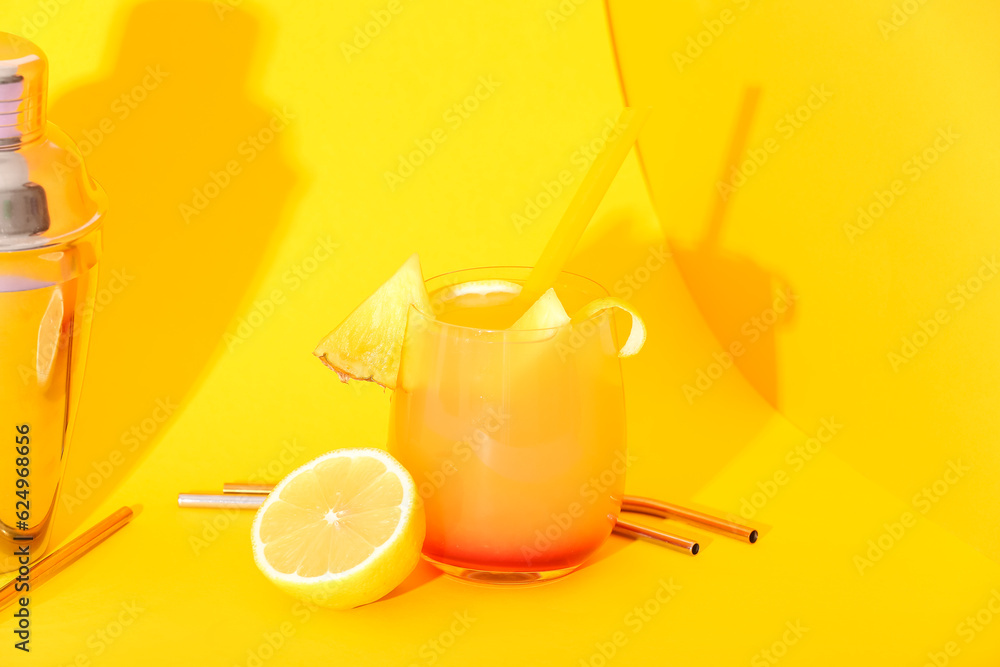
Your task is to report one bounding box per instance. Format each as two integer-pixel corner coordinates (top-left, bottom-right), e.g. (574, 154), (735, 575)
(0, 264), (97, 573)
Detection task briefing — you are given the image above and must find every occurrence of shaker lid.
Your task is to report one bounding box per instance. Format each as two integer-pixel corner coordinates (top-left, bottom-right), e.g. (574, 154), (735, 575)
(0, 32), (105, 252)
(0, 33), (47, 148)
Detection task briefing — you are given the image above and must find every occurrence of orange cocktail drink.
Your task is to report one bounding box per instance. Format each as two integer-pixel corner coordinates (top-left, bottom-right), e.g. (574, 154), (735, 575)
(389, 267), (627, 583)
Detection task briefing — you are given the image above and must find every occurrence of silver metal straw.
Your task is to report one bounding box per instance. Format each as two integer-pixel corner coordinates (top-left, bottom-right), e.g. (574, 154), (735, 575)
(177, 493), (265, 509)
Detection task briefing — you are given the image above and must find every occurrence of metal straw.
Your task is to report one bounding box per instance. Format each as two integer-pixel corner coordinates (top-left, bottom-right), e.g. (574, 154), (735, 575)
(0, 506), (133, 612)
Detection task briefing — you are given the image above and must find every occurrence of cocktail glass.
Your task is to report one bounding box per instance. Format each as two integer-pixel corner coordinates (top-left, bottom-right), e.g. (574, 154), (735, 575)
(389, 267), (628, 584)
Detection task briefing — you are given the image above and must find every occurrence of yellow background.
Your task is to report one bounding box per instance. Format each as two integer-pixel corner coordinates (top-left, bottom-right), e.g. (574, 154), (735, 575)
(3, 0), (1000, 664)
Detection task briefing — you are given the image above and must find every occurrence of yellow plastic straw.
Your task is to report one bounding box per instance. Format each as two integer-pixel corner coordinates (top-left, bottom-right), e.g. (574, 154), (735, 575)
(510, 106), (650, 320)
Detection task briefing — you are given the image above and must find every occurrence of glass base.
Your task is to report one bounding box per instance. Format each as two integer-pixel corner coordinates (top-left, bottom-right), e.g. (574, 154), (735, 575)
(423, 555), (580, 585)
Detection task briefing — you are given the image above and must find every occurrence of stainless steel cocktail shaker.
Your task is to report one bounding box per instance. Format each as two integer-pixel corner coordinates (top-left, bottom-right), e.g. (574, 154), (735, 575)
(0, 33), (106, 573)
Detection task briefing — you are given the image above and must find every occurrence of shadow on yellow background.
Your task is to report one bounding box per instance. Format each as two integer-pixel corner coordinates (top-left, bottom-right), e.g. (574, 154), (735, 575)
(658, 86), (794, 411)
(670, 221), (794, 410)
(48, 0), (301, 541)
(569, 210), (775, 501)
(608, 0), (1000, 564)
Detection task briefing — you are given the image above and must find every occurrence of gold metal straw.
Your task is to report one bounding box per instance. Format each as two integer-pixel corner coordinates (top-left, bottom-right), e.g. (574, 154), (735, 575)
(222, 483), (272, 495)
(0, 506), (134, 612)
(622, 495), (758, 544)
(613, 519), (699, 555)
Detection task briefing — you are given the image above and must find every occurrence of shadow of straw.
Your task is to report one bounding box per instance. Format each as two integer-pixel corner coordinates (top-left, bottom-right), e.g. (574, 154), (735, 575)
(666, 87), (795, 410)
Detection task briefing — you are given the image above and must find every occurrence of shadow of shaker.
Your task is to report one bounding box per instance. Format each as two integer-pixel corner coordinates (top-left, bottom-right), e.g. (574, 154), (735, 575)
(47, 0), (301, 542)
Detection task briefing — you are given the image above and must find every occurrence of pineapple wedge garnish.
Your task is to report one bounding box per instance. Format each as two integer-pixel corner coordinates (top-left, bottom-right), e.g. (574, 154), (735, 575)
(314, 254), (431, 389)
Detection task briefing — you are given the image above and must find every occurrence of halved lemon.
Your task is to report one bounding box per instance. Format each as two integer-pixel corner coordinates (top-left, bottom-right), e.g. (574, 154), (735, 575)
(251, 448), (425, 610)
